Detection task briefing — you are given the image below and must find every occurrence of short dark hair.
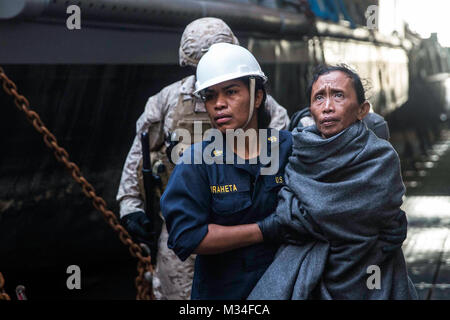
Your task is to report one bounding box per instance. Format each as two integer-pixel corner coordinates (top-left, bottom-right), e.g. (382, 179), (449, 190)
(306, 64), (366, 107)
(238, 76), (271, 129)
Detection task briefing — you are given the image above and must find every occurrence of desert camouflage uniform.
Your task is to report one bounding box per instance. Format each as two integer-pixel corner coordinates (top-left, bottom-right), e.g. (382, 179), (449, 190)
(116, 18), (290, 300)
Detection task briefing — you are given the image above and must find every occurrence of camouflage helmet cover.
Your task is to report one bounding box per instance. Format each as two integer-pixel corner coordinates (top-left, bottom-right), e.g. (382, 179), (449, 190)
(179, 17), (240, 67)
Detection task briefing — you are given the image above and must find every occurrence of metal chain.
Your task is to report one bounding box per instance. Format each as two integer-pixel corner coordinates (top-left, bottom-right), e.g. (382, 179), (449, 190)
(0, 272), (11, 300)
(0, 66), (154, 300)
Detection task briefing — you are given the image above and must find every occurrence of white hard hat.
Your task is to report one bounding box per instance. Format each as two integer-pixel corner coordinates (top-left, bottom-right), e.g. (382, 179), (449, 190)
(194, 43), (267, 94)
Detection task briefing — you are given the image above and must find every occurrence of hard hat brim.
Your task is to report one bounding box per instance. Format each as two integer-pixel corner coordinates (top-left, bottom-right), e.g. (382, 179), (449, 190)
(194, 71), (267, 95)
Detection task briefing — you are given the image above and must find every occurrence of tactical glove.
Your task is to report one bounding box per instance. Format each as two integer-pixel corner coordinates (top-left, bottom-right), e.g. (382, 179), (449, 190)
(379, 213), (407, 253)
(121, 211), (157, 250)
(257, 213), (306, 245)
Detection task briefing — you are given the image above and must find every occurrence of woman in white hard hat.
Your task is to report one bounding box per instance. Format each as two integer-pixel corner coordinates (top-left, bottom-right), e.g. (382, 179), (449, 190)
(117, 17), (290, 300)
(160, 43), (293, 299)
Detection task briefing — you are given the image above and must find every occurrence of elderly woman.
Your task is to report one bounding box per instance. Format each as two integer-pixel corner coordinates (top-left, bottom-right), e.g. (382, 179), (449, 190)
(250, 65), (418, 300)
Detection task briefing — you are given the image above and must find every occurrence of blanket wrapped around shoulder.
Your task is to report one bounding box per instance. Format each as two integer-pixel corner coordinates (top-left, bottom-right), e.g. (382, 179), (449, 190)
(248, 120), (418, 300)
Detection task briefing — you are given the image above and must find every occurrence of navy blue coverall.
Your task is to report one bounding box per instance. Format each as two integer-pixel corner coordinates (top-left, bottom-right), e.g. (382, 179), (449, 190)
(161, 129), (292, 299)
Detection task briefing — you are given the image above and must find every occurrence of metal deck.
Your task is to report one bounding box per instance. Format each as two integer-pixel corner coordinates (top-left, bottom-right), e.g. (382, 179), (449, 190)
(401, 130), (450, 300)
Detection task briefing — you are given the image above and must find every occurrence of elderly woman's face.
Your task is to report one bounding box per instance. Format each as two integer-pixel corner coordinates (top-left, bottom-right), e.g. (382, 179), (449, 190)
(203, 79), (262, 133)
(310, 71), (369, 138)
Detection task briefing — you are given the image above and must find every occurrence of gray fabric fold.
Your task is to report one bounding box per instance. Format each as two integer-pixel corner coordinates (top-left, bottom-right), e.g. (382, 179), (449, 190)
(248, 121), (418, 300)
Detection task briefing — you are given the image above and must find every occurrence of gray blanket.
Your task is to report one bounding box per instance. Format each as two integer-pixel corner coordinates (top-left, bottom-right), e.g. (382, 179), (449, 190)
(248, 121), (418, 300)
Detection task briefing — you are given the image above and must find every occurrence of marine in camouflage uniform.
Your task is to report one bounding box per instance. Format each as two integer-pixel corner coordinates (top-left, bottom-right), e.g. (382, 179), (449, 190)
(116, 17), (290, 300)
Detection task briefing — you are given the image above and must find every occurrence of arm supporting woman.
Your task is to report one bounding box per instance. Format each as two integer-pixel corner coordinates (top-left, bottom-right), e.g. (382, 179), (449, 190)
(194, 223), (263, 254)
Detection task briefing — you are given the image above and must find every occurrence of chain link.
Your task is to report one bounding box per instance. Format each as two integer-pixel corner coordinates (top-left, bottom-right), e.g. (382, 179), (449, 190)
(0, 66), (154, 300)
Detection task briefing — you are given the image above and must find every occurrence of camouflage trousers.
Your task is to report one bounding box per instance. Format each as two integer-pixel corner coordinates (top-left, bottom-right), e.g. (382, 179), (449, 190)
(152, 222), (195, 300)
